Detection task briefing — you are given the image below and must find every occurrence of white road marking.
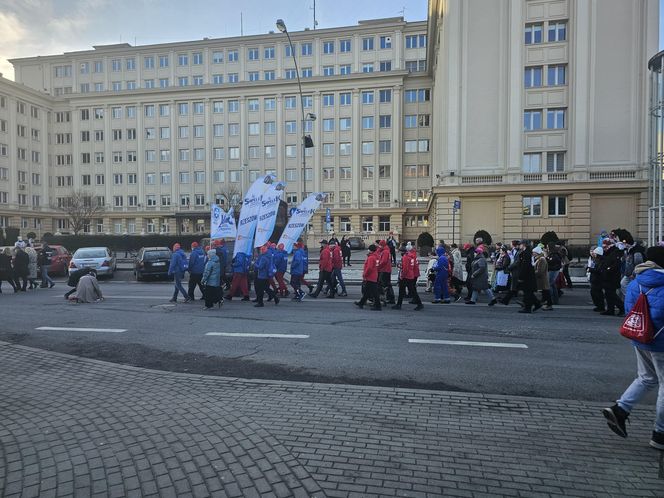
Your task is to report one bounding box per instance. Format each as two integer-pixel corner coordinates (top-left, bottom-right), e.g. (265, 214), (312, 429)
(409, 339), (528, 349)
(36, 326), (127, 333)
(206, 333), (309, 339)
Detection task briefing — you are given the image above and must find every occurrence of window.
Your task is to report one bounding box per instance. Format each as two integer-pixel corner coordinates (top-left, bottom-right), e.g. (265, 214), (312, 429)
(113, 173), (123, 185)
(302, 95), (313, 108)
(180, 194), (191, 207)
(160, 127), (170, 139)
(229, 147), (240, 160)
(160, 150), (171, 162)
(548, 21), (567, 42)
(145, 149), (156, 161)
(128, 173), (137, 184)
(379, 89), (392, 103)
(418, 140), (430, 152)
(362, 216), (374, 231)
(340, 118), (351, 131)
(362, 37), (375, 51)
(144, 79), (155, 89)
(525, 23), (543, 45)
(323, 66), (334, 77)
(339, 143), (351, 156)
(523, 153), (541, 173)
(93, 60), (103, 73)
(362, 166), (374, 179)
(379, 140), (392, 153)
(323, 41), (334, 54)
(95, 174), (105, 185)
(362, 116), (374, 129)
(264, 146), (276, 159)
(113, 151), (123, 163)
(264, 121), (276, 135)
(212, 74), (223, 84)
(228, 123), (239, 136)
(178, 76), (189, 87)
(145, 128), (156, 140)
(285, 69), (296, 80)
(211, 147), (224, 160)
(94, 152), (104, 164)
(524, 67), (543, 88)
(246, 47), (259, 61)
(378, 215), (391, 230)
(548, 65), (566, 86)
(405, 115), (417, 128)
(247, 122), (260, 136)
(264, 70), (275, 81)
(264, 98), (276, 111)
(227, 100), (239, 114)
(523, 196), (542, 216)
(362, 91), (374, 104)
(362, 142), (375, 155)
(144, 56), (155, 69)
(285, 145), (297, 158)
(126, 106), (136, 118)
(194, 148), (205, 160)
(80, 62), (90, 74)
(323, 143), (334, 156)
(547, 108), (565, 129)
(212, 101), (224, 114)
(227, 49), (238, 62)
(301, 42), (312, 56)
(159, 55), (169, 68)
(180, 149), (190, 161)
(193, 75), (203, 86)
(340, 93), (351, 106)
(405, 34), (427, 49)
(362, 63), (374, 73)
(379, 61), (392, 72)
(213, 171), (225, 183)
(247, 71), (258, 81)
(524, 110), (542, 131)
(322, 168), (335, 180)
(380, 36), (392, 49)
(323, 94), (334, 107)
(211, 50), (224, 64)
(177, 53), (188, 66)
(285, 121), (297, 134)
(285, 96), (297, 109)
(178, 126), (189, 139)
(339, 167), (351, 180)
(405, 60), (427, 73)
(247, 98), (260, 112)
(548, 196), (566, 216)
(228, 73), (238, 83)
(361, 191), (374, 205)
(193, 102), (204, 114)
(144, 104), (155, 118)
(547, 152), (565, 172)
(145, 173), (156, 185)
(379, 115), (392, 129)
(340, 64), (351, 75)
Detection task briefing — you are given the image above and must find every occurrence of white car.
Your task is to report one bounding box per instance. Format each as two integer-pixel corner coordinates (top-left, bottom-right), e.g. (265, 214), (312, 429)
(69, 247), (116, 278)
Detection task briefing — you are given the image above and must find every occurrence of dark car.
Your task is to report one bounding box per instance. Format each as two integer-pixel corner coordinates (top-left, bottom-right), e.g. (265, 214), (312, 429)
(134, 247), (172, 281)
(347, 236), (366, 250)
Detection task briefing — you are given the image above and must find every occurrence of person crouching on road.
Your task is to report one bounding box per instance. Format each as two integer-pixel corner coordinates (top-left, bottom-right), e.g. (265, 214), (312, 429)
(187, 242), (206, 301)
(393, 245), (423, 310)
(69, 270), (103, 303)
(432, 246), (451, 304)
(377, 240), (395, 305)
(254, 245), (280, 307)
(65, 268), (91, 299)
(201, 249), (222, 309)
(290, 242), (306, 301)
(226, 252), (250, 301)
(168, 243), (190, 303)
(355, 244), (381, 311)
(274, 243), (289, 297)
(603, 246), (664, 450)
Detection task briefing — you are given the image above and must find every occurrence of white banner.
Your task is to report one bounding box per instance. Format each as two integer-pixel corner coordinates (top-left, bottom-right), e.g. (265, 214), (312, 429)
(210, 206), (237, 240)
(254, 182), (285, 248)
(278, 193), (324, 254)
(234, 175), (275, 257)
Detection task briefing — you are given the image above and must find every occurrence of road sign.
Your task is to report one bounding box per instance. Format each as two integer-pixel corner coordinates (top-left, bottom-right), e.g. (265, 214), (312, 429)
(453, 200), (461, 211)
(325, 208), (331, 222)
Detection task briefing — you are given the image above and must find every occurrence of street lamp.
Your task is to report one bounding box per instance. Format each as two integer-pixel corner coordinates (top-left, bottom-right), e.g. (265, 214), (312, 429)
(276, 18), (314, 206)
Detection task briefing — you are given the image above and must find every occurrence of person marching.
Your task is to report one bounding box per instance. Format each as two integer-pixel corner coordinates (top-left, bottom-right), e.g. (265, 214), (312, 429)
(517, 242), (541, 313)
(226, 251), (251, 301)
(355, 244), (381, 311)
(392, 245), (423, 310)
(290, 242), (306, 301)
(432, 246), (451, 304)
(187, 242), (206, 300)
(214, 239), (229, 290)
(310, 240), (335, 298)
(254, 245), (280, 307)
(274, 243), (289, 297)
(168, 243), (190, 303)
(330, 240), (347, 297)
(533, 246), (553, 310)
(377, 240), (395, 304)
(201, 249), (222, 309)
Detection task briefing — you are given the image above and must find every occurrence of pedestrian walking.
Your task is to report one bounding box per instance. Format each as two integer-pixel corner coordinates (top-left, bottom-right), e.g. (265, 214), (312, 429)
(254, 245), (279, 307)
(377, 241), (395, 304)
(501, 240), (522, 305)
(463, 243), (475, 301)
(392, 245), (423, 310)
(226, 252), (250, 301)
(168, 243), (190, 303)
(533, 246), (553, 310)
(290, 242), (306, 301)
(214, 239), (229, 290)
(588, 246), (606, 312)
(546, 243), (562, 304)
(432, 247), (451, 304)
(39, 241), (55, 288)
(274, 243), (289, 297)
(355, 244), (381, 311)
(12, 246), (29, 292)
(310, 240), (334, 298)
(450, 244), (464, 299)
(517, 242), (541, 313)
(340, 236), (352, 266)
(387, 233), (398, 266)
(467, 248), (497, 305)
(201, 249), (222, 309)
(0, 247), (16, 293)
(330, 240), (347, 296)
(603, 246), (664, 450)
(24, 246), (39, 290)
(187, 242), (206, 300)
(598, 238), (625, 316)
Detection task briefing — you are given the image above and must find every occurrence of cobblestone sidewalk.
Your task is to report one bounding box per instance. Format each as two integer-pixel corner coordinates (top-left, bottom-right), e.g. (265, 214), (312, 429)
(1, 341), (662, 497)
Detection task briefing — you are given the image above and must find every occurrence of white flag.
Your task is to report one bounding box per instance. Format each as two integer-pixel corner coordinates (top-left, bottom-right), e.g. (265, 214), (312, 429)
(254, 182), (285, 248)
(211, 206), (237, 240)
(234, 175), (275, 256)
(278, 193), (324, 254)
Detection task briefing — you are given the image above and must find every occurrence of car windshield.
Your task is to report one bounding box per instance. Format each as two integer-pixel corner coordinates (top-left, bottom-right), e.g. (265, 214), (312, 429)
(144, 251), (170, 260)
(75, 249), (107, 259)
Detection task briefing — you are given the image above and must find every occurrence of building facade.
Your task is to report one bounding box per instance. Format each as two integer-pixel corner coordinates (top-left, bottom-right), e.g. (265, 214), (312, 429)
(0, 0), (658, 247)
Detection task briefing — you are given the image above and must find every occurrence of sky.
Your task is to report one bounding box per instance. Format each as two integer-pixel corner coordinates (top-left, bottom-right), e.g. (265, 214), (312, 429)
(0, 0), (429, 81)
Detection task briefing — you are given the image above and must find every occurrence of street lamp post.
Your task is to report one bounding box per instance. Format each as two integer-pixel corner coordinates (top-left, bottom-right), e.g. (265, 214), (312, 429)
(276, 19), (314, 206)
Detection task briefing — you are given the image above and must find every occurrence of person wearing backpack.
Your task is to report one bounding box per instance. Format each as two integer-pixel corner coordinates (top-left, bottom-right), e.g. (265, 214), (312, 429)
(187, 242), (206, 301)
(254, 245), (279, 307)
(603, 246), (664, 450)
(168, 243), (190, 303)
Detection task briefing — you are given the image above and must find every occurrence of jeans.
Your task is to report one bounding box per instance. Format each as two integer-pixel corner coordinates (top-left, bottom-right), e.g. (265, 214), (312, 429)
(617, 348), (664, 433)
(332, 268), (346, 293)
(548, 271), (559, 304)
(171, 272), (188, 300)
(41, 265), (53, 287)
(470, 288), (495, 303)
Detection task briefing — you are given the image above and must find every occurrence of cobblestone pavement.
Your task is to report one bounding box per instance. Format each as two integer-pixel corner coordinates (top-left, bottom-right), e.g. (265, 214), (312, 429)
(1, 341), (663, 497)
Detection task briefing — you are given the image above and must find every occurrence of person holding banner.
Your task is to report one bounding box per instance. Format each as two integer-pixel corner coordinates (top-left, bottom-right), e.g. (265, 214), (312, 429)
(254, 245), (280, 307)
(214, 240), (229, 290)
(226, 252), (250, 301)
(290, 242), (306, 301)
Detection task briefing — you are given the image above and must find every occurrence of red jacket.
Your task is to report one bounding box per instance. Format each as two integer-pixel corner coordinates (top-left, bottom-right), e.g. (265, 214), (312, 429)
(377, 246), (392, 273)
(319, 247), (333, 272)
(363, 252), (380, 282)
(400, 251), (420, 280)
(331, 245), (343, 270)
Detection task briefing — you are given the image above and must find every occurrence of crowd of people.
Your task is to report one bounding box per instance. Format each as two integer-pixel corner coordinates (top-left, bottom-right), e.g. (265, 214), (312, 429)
(0, 237), (56, 294)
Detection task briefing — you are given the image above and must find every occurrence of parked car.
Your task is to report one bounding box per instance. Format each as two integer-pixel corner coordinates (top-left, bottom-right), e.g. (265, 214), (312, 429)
(134, 247), (172, 281)
(347, 236), (366, 250)
(69, 247), (116, 278)
(36, 244), (71, 276)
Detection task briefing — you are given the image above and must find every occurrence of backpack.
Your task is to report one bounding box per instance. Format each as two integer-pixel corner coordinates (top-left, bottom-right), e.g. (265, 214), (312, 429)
(620, 286), (663, 344)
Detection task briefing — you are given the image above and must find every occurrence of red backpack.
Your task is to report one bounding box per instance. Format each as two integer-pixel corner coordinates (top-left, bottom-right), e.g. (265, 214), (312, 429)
(620, 287), (662, 344)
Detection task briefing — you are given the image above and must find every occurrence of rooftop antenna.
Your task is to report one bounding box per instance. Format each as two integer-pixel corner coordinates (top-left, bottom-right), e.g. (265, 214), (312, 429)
(399, 6), (406, 18)
(311, 0), (318, 29)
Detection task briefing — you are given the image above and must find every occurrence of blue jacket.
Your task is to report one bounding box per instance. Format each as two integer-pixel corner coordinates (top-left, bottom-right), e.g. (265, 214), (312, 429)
(256, 253), (272, 280)
(625, 265), (664, 352)
(274, 249), (288, 273)
(202, 254), (221, 287)
(436, 247), (449, 275)
(215, 245), (228, 274)
(188, 247), (206, 275)
(232, 252), (249, 274)
(291, 248), (305, 276)
(168, 249), (188, 275)
(302, 248), (309, 274)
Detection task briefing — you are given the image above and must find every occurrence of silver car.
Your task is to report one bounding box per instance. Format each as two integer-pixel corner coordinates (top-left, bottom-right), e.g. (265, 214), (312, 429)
(69, 246), (116, 278)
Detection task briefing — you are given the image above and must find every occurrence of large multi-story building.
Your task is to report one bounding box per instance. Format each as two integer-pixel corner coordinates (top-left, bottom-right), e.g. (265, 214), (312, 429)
(0, 0), (658, 247)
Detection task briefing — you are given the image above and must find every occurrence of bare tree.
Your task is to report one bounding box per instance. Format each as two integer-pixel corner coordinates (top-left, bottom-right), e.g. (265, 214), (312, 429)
(215, 184), (243, 212)
(54, 189), (105, 235)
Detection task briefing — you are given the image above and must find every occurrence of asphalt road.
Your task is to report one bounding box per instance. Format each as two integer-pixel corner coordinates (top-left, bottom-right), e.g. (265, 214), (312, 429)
(0, 276), (644, 404)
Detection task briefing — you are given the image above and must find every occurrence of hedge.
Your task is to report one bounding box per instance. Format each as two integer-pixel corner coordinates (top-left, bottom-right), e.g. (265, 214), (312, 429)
(44, 234), (212, 254)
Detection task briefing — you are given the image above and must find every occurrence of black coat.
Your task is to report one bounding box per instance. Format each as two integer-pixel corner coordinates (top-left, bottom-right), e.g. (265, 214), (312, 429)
(517, 248), (536, 291)
(0, 254), (12, 280)
(13, 251), (29, 277)
(598, 246), (622, 288)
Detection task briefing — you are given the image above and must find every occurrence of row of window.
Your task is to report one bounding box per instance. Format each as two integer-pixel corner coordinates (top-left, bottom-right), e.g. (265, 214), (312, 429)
(52, 35), (426, 79)
(523, 195), (567, 216)
(524, 65), (566, 88)
(523, 108), (566, 131)
(524, 21), (567, 45)
(0, 98), (40, 118)
(523, 151), (565, 173)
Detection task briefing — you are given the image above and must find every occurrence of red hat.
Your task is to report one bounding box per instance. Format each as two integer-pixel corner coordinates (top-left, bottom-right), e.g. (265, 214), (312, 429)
(277, 243), (284, 250)
(270, 242), (277, 248)
(191, 242), (199, 248)
(379, 240), (387, 247)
